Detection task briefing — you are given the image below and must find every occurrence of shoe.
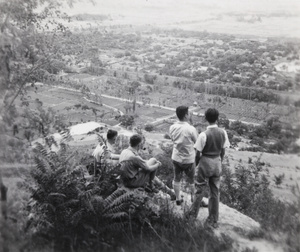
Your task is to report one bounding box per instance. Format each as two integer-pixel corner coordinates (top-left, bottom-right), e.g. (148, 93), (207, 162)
(204, 218), (212, 228)
(184, 210), (197, 220)
(204, 218), (219, 229)
(211, 222), (219, 229)
(176, 199), (184, 206)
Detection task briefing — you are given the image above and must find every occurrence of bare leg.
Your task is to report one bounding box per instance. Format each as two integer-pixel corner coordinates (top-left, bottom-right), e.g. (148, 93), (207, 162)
(172, 181), (181, 201)
(153, 177), (175, 199)
(190, 183), (195, 202)
(147, 158), (158, 188)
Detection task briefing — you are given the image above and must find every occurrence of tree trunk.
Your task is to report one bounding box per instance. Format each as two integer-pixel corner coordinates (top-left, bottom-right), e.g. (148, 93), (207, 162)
(0, 172), (8, 219)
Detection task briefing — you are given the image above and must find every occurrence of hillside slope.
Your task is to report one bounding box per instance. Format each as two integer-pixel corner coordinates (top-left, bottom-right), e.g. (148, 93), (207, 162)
(155, 192), (284, 252)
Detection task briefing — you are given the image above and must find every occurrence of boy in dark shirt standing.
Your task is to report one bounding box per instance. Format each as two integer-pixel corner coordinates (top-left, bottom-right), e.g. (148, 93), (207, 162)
(187, 108), (230, 228)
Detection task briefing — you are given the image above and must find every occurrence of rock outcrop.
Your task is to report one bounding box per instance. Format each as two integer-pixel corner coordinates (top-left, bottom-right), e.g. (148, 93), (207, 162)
(153, 191), (284, 252)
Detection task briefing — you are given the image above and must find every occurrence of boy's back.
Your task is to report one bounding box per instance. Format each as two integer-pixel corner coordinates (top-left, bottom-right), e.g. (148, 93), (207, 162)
(169, 121), (198, 164)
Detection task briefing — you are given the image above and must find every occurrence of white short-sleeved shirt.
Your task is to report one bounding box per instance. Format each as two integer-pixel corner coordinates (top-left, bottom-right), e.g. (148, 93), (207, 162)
(92, 141), (118, 165)
(169, 121), (198, 164)
(194, 124), (230, 152)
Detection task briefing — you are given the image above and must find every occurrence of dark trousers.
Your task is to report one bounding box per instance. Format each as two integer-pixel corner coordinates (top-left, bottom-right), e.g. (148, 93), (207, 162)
(124, 169), (156, 188)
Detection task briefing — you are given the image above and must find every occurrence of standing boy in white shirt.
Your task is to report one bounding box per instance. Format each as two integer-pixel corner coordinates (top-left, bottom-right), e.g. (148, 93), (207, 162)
(169, 106), (198, 205)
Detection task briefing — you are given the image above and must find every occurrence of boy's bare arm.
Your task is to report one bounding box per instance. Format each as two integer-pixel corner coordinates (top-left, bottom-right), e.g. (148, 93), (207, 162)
(220, 148), (225, 162)
(195, 150), (201, 166)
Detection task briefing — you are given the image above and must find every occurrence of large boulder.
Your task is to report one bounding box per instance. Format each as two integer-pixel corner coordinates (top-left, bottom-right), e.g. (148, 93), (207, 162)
(153, 191), (284, 252)
(155, 191), (260, 235)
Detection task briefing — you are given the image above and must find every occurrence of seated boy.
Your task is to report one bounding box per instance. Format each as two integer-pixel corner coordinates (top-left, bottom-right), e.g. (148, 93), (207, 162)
(119, 134), (161, 192)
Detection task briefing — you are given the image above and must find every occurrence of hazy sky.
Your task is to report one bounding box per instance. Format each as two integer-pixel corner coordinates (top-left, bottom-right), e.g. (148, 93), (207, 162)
(66, 0), (300, 16)
(62, 0), (300, 38)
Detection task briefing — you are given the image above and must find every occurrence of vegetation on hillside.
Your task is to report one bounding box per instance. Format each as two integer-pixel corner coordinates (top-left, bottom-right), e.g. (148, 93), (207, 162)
(1, 1), (300, 252)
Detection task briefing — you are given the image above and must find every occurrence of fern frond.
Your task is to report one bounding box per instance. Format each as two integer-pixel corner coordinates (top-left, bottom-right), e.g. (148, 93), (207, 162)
(60, 130), (73, 143)
(48, 193), (66, 198)
(103, 212), (129, 220)
(82, 197), (96, 213)
(103, 203), (128, 215)
(71, 209), (83, 226)
(102, 191), (135, 215)
(99, 221), (129, 233)
(57, 147), (75, 165)
(38, 218), (54, 230)
(91, 195), (105, 212)
(53, 167), (67, 179)
(108, 192), (134, 209)
(33, 143), (58, 171)
(40, 202), (56, 213)
(103, 188), (127, 208)
(33, 142), (49, 157)
(79, 189), (93, 200)
(57, 199), (80, 209)
(96, 132), (106, 145)
(68, 166), (85, 179)
(34, 156), (51, 174)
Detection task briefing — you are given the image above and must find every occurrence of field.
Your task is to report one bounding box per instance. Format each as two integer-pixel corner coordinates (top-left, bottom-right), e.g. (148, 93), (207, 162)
(65, 0), (300, 38)
(21, 86), (120, 126)
(23, 85), (178, 128)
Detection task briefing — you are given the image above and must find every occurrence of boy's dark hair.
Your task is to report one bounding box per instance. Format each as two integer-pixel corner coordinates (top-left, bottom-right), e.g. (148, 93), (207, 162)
(205, 108), (219, 123)
(107, 129), (118, 140)
(130, 134), (143, 147)
(176, 106), (189, 121)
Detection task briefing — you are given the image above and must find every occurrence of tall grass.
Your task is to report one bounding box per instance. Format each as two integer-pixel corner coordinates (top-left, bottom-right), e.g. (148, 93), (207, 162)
(220, 156), (300, 252)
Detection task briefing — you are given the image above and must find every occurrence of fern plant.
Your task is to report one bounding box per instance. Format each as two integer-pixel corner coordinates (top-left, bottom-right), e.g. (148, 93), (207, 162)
(26, 140), (157, 251)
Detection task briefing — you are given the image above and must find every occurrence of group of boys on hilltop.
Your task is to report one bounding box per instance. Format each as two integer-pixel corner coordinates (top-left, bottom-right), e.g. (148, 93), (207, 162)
(92, 106), (230, 229)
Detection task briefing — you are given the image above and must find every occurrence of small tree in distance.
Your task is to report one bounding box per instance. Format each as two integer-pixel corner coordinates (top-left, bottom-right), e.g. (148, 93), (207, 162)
(116, 114), (135, 128)
(274, 173), (285, 187)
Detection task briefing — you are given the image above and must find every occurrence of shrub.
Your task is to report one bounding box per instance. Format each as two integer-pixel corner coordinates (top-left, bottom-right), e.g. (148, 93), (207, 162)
(23, 141), (234, 252)
(144, 124), (154, 132)
(254, 126), (269, 138)
(239, 146), (264, 152)
(81, 105), (89, 110)
(273, 173), (285, 186)
(231, 136), (242, 147)
(130, 55), (138, 62)
(163, 133), (171, 139)
(220, 156), (300, 251)
(230, 121), (249, 135)
(116, 115), (135, 128)
(249, 137), (265, 146)
(26, 142), (159, 251)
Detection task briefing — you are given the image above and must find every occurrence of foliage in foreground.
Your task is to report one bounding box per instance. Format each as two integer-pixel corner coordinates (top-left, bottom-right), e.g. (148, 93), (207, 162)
(220, 155), (300, 252)
(19, 143), (232, 252)
(3, 142), (300, 252)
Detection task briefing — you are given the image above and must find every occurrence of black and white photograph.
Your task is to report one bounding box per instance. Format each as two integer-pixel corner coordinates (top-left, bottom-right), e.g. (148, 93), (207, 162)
(0, 0), (300, 251)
